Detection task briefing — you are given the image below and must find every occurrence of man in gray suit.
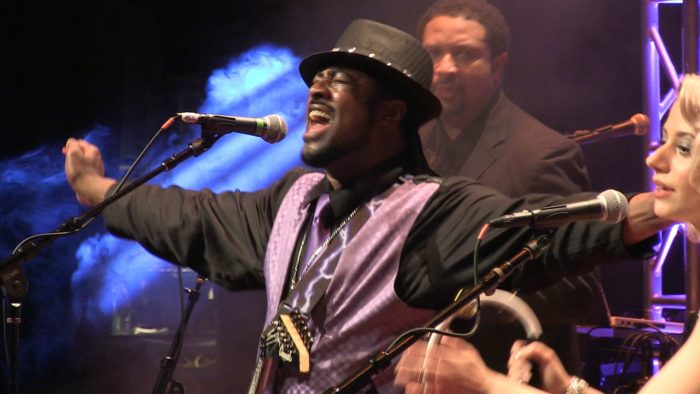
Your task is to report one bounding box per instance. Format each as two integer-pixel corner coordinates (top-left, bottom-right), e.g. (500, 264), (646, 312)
(417, 0), (608, 375)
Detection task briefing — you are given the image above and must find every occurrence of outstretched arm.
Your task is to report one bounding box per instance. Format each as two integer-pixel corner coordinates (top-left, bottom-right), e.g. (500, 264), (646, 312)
(639, 322), (700, 394)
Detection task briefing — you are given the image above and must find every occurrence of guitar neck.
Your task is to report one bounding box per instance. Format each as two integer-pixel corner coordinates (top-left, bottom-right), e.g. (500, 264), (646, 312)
(253, 357), (275, 394)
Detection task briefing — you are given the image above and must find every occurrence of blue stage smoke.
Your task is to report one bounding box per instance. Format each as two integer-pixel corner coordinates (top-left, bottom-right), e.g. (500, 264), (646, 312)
(0, 126), (113, 388)
(0, 44), (308, 390)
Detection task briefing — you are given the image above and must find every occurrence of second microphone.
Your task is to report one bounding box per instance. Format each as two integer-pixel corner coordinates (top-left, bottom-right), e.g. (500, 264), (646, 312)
(489, 189), (628, 229)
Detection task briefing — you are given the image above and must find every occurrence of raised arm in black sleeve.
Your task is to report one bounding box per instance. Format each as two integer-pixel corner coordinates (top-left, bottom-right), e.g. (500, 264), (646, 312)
(103, 168), (308, 290)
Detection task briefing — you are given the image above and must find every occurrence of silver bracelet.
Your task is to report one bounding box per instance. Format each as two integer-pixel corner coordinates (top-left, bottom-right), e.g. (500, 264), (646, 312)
(565, 376), (589, 394)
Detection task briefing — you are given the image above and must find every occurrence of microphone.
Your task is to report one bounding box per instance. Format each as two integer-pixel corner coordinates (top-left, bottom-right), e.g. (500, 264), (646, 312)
(178, 112), (287, 143)
(568, 113), (650, 144)
(488, 189), (628, 229)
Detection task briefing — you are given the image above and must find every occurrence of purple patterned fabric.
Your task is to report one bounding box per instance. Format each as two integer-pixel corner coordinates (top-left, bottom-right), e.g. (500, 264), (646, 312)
(300, 192), (332, 272)
(287, 192), (333, 311)
(260, 173), (440, 393)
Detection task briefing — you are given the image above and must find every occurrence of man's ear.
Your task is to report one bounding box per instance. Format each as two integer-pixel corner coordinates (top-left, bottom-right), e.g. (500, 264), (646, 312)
(381, 99), (408, 123)
(492, 52), (509, 84)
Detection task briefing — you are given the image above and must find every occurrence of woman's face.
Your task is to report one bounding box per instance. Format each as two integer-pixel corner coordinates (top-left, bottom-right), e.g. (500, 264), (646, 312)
(647, 101), (700, 225)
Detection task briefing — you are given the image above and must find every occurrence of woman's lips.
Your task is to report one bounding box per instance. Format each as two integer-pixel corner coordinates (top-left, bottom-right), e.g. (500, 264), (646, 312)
(652, 180), (674, 198)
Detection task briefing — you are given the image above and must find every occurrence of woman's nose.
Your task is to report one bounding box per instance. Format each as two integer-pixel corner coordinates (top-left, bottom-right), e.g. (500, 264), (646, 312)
(646, 144), (668, 172)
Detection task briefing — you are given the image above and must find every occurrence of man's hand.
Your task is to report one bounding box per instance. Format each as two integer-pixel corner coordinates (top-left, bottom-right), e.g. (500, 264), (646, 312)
(63, 138), (116, 207)
(622, 192), (674, 246)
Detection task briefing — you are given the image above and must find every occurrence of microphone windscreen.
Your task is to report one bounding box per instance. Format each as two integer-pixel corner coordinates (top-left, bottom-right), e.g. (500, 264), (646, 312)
(262, 114), (287, 143)
(599, 189), (628, 224)
(631, 113), (650, 136)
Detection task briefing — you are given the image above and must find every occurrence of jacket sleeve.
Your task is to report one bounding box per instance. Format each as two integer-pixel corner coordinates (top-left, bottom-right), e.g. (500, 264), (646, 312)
(525, 138), (591, 195)
(396, 177), (657, 309)
(102, 168), (306, 290)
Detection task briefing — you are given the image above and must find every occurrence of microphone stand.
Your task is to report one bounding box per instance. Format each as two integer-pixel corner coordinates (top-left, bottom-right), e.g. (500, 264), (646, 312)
(323, 233), (552, 394)
(152, 276), (207, 394)
(0, 132), (221, 394)
(568, 125), (613, 143)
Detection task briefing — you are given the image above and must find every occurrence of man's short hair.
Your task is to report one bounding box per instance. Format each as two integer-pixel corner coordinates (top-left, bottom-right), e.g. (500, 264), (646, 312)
(417, 0), (511, 56)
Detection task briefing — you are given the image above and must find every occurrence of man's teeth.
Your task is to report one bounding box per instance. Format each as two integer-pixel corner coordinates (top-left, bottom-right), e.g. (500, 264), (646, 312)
(309, 109), (331, 122)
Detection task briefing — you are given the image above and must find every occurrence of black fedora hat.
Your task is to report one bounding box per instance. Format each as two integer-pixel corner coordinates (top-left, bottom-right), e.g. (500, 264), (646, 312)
(299, 19), (441, 125)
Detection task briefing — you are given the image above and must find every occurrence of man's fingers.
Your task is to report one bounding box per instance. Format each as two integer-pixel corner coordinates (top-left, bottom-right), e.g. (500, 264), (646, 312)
(63, 139), (100, 157)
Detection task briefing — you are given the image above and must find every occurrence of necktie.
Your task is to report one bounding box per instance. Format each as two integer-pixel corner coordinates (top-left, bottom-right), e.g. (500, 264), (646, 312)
(286, 193), (356, 312)
(296, 193), (332, 282)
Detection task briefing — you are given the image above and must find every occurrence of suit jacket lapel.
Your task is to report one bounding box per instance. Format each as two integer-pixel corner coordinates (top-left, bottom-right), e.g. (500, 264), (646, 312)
(459, 92), (509, 180)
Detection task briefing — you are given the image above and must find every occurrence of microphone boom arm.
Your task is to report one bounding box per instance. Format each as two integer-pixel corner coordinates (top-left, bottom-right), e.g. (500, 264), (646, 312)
(566, 113), (649, 144)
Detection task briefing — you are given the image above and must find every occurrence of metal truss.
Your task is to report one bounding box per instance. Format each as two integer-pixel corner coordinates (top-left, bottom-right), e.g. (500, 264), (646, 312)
(642, 0), (699, 333)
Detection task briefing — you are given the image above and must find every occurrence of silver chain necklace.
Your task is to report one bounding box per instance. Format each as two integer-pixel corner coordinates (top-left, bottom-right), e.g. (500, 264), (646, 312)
(289, 206), (360, 290)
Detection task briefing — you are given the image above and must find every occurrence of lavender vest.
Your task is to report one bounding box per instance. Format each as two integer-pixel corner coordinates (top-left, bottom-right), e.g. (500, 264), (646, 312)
(261, 172), (440, 393)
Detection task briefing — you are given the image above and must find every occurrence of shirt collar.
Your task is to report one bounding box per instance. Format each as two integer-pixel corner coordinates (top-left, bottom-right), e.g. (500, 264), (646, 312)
(437, 89), (502, 137)
(303, 157), (406, 222)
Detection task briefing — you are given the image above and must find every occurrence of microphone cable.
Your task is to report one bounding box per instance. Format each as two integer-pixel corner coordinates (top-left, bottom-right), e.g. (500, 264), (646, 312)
(384, 223), (491, 353)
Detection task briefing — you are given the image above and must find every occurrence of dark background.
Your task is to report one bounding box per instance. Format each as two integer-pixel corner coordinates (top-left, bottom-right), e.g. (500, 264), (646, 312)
(0, 1), (684, 392)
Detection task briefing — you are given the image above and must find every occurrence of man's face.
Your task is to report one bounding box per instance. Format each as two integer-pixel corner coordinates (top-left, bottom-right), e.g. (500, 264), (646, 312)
(302, 67), (379, 170)
(422, 15), (506, 128)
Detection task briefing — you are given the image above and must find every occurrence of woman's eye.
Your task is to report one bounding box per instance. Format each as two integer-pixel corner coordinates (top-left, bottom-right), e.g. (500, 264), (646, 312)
(678, 143), (692, 155)
(675, 135), (696, 156)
